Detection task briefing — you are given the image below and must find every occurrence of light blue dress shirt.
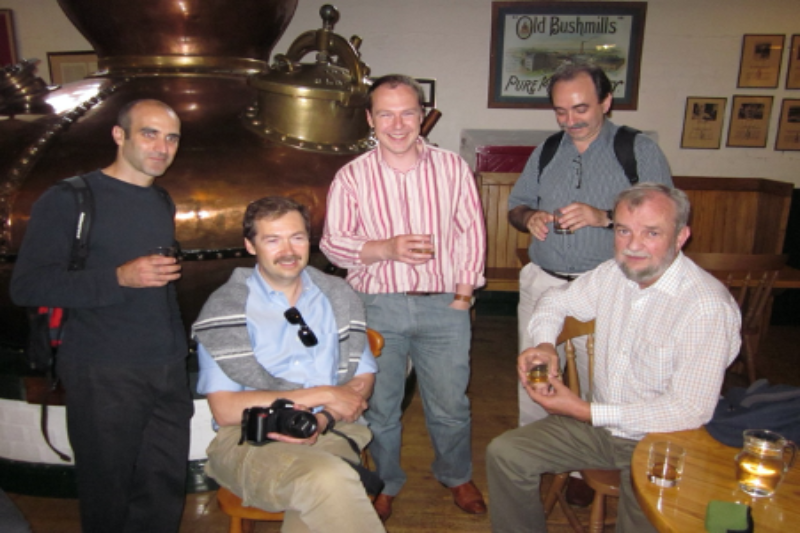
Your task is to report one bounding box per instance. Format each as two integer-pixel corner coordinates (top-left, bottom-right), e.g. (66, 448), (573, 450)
(197, 268), (377, 396)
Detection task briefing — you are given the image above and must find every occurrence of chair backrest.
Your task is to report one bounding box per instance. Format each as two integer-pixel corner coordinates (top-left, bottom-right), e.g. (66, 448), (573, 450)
(557, 317), (595, 400)
(686, 253), (787, 331)
(367, 328), (384, 357)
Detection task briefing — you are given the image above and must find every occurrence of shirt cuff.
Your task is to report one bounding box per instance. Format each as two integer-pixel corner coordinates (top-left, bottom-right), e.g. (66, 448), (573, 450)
(590, 403), (621, 428)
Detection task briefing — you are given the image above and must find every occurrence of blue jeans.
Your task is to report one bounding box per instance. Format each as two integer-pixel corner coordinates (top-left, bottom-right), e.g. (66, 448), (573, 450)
(360, 292), (473, 495)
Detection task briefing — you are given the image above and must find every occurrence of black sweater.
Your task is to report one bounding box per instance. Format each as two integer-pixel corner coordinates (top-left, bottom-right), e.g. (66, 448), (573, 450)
(11, 170), (188, 366)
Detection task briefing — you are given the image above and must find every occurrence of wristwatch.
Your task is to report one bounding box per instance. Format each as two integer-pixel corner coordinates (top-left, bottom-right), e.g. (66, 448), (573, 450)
(454, 294), (476, 306)
(605, 209), (614, 229)
(319, 410), (335, 435)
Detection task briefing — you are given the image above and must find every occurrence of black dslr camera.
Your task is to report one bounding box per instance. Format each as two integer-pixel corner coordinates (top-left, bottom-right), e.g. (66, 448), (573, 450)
(239, 398), (318, 446)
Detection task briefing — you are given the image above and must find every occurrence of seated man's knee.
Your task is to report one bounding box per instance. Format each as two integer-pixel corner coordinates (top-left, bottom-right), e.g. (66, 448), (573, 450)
(293, 455), (363, 497)
(486, 432), (516, 467)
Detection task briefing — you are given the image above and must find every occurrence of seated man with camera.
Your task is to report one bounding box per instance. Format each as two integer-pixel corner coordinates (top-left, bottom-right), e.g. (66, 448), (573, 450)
(193, 196), (386, 533)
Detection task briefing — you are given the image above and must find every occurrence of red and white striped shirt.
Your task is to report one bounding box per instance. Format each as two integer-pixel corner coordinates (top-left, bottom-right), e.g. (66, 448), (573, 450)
(321, 141), (486, 294)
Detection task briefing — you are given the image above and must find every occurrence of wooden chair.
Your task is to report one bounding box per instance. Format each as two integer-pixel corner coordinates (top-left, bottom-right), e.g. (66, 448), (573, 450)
(542, 317), (621, 533)
(216, 328), (384, 533)
(686, 252), (787, 384)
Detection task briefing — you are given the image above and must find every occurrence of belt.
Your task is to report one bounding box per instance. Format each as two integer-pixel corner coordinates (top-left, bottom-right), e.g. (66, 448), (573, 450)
(405, 291), (444, 296)
(541, 268), (579, 282)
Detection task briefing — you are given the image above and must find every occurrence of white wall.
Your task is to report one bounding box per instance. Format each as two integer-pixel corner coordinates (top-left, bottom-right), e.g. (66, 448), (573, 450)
(6, 0), (800, 185)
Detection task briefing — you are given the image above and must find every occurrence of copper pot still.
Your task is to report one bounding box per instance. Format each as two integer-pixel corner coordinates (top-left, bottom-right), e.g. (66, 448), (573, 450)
(0, 1), (386, 346)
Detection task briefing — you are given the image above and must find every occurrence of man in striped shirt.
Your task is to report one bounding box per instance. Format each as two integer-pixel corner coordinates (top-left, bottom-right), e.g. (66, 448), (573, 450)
(487, 183), (741, 532)
(321, 74), (488, 522)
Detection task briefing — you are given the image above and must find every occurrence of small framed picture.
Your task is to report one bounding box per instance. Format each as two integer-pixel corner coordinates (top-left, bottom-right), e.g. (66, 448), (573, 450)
(737, 34), (785, 89)
(47, 51), (98, 85)
(415, 78), (437, 108)
(775, 99), (800, 151)
(727, 95), (773, 148)
(786, 35), (800, 90)
(681, 97), (727, 149)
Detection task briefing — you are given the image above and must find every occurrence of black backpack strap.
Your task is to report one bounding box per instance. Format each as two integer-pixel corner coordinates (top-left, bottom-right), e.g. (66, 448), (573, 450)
(37, 174), (94, 463)
(613, 126), (641, 185)
(61, 175), (94, 271)
(537, 131), (565, 183)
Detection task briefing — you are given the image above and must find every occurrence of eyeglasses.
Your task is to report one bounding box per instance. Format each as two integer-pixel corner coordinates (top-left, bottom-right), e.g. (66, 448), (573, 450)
(573, 156), (582, 189)
(284, 307), (319, 347)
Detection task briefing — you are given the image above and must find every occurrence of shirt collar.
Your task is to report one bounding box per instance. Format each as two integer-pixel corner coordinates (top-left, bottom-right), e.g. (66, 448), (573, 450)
(375, 137), (429, 172)
(246, 267), (318, 305)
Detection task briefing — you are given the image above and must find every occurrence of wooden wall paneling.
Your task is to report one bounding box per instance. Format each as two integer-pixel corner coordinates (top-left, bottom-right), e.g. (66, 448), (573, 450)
(674, 177), (792, 254)
(722, 191), (757, 254)
(482, 179), (500, 268)
(754, 191), (792, 253)
(476, 175), (793, 291)
(478, 172), (530, 291)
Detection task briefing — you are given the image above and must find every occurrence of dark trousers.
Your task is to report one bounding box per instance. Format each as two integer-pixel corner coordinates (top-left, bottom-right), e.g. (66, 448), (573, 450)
(59, 356), (193, 533)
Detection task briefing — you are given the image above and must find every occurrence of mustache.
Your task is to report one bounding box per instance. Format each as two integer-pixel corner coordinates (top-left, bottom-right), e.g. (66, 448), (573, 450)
(273, 254), (302, 265)
(560, 122), (589, 130)
(621, 249), (650, 259)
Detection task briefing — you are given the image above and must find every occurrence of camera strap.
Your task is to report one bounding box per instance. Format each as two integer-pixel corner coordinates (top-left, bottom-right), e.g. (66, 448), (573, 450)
(329, 427), (361, 458)
(328, 427), (385, 496)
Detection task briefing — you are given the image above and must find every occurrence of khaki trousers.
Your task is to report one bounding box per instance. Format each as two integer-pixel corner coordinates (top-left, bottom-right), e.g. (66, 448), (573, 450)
(206, 422), (385, 533)
(486, 415), (656, 533)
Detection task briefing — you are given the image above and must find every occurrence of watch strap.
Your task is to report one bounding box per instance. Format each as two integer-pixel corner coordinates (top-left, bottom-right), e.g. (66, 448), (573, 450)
(319, 410), (336, 435)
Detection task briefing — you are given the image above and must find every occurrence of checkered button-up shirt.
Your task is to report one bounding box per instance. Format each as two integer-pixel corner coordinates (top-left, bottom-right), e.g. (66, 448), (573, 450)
(530, 253), (741, 440)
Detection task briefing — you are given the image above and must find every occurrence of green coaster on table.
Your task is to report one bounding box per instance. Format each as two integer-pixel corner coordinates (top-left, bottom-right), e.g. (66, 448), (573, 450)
(704, 500), (753, 533)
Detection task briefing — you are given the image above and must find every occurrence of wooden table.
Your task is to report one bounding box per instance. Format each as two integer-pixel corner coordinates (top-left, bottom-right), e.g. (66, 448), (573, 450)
(632, 428), (800, 532)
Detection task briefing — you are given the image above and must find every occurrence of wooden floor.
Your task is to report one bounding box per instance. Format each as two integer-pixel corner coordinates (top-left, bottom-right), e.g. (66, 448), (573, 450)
(8, 316), (800, 532)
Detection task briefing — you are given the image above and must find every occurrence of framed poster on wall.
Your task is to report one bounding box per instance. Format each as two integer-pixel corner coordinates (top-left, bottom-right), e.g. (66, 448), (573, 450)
(681, 97), (727, 149)
(775, 99), (800, 151)
(727, 95), (773, 148)
(488, 1), (647, 110)
(0, 9), (18, 66)
(737, 34), (785, 89)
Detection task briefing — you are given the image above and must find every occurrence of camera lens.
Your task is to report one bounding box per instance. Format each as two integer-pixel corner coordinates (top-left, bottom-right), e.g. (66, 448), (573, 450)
(276, 409), (318, 438)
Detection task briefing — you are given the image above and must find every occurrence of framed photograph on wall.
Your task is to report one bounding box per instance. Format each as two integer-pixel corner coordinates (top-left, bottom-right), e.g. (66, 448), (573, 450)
(488, 1), (647, 110)
(737, 34), (785, 89)
(786, 35), (800, 90)
(47, 51), (98, 85)
(681, 97), (727, 149)
(727, 95), (773, 148)
(0, 9), (18, 66)
(775, 99), (800, 151)
(415, 78), (437, 108)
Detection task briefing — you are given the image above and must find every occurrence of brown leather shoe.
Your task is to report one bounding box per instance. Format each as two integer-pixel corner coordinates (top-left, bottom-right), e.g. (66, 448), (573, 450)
(449, 480), (487, 514)
(565, 476), (595, 508)
(373, 493), (394, 523)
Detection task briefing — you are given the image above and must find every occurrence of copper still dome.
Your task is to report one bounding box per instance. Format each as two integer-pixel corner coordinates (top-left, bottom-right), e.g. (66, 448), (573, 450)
(0, 1), (378, 346)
